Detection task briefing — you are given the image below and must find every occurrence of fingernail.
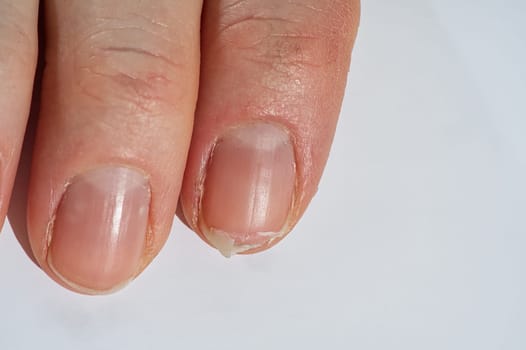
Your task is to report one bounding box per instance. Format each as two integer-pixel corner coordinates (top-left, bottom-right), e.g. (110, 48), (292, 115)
(200, 123), (296, 257)
(47, 166), (150, 294)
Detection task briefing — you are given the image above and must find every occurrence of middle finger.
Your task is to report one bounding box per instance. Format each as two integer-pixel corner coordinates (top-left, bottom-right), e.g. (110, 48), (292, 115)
(27, 0), (203, 294)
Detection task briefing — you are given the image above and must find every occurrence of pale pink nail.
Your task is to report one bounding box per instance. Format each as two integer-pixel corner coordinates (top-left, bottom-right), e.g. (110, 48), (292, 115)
(47, 166), (150, 294)
(200, 123), (296, 257)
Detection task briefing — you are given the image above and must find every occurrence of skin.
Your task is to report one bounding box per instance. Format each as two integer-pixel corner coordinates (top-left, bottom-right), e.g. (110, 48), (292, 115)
(0, 0), (360, 294)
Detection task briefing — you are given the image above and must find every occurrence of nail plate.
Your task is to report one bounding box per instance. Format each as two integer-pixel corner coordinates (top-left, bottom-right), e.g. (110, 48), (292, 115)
(200, 122), (296, 257)
(47, 166), (150, 294)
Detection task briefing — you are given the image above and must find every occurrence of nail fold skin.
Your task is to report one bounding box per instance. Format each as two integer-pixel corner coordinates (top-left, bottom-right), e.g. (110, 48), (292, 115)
(199, 122), (296, 257)
(47, 166), (150, 294)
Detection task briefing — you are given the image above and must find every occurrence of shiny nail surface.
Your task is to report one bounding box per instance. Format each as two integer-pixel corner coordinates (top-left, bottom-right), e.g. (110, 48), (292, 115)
(200, 123), (296, 257)
(47, 166), (150, 294)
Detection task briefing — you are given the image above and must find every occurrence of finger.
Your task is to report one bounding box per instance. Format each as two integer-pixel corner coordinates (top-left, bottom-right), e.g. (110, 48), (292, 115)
(180, 0), (360, 257)
(0, 0), (38, 229)
(27, 0), (202, 294)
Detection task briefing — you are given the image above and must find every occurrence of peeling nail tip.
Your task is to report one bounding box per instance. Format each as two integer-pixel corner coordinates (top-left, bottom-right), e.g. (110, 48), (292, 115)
(203, 227), (284, 258)
(202, 229), (256, 258)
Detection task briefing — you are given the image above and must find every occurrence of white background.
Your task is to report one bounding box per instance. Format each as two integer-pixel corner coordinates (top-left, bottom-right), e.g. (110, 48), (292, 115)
(1, 0), (525, 349)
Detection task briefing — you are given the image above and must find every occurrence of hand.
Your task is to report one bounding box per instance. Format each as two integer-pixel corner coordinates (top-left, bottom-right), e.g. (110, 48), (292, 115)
(0, 0), (360, 294)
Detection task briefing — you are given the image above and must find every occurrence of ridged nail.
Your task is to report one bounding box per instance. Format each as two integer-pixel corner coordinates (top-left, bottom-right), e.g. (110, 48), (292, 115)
(47, 166), (150, 294)
(200, 123), (296, 257)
